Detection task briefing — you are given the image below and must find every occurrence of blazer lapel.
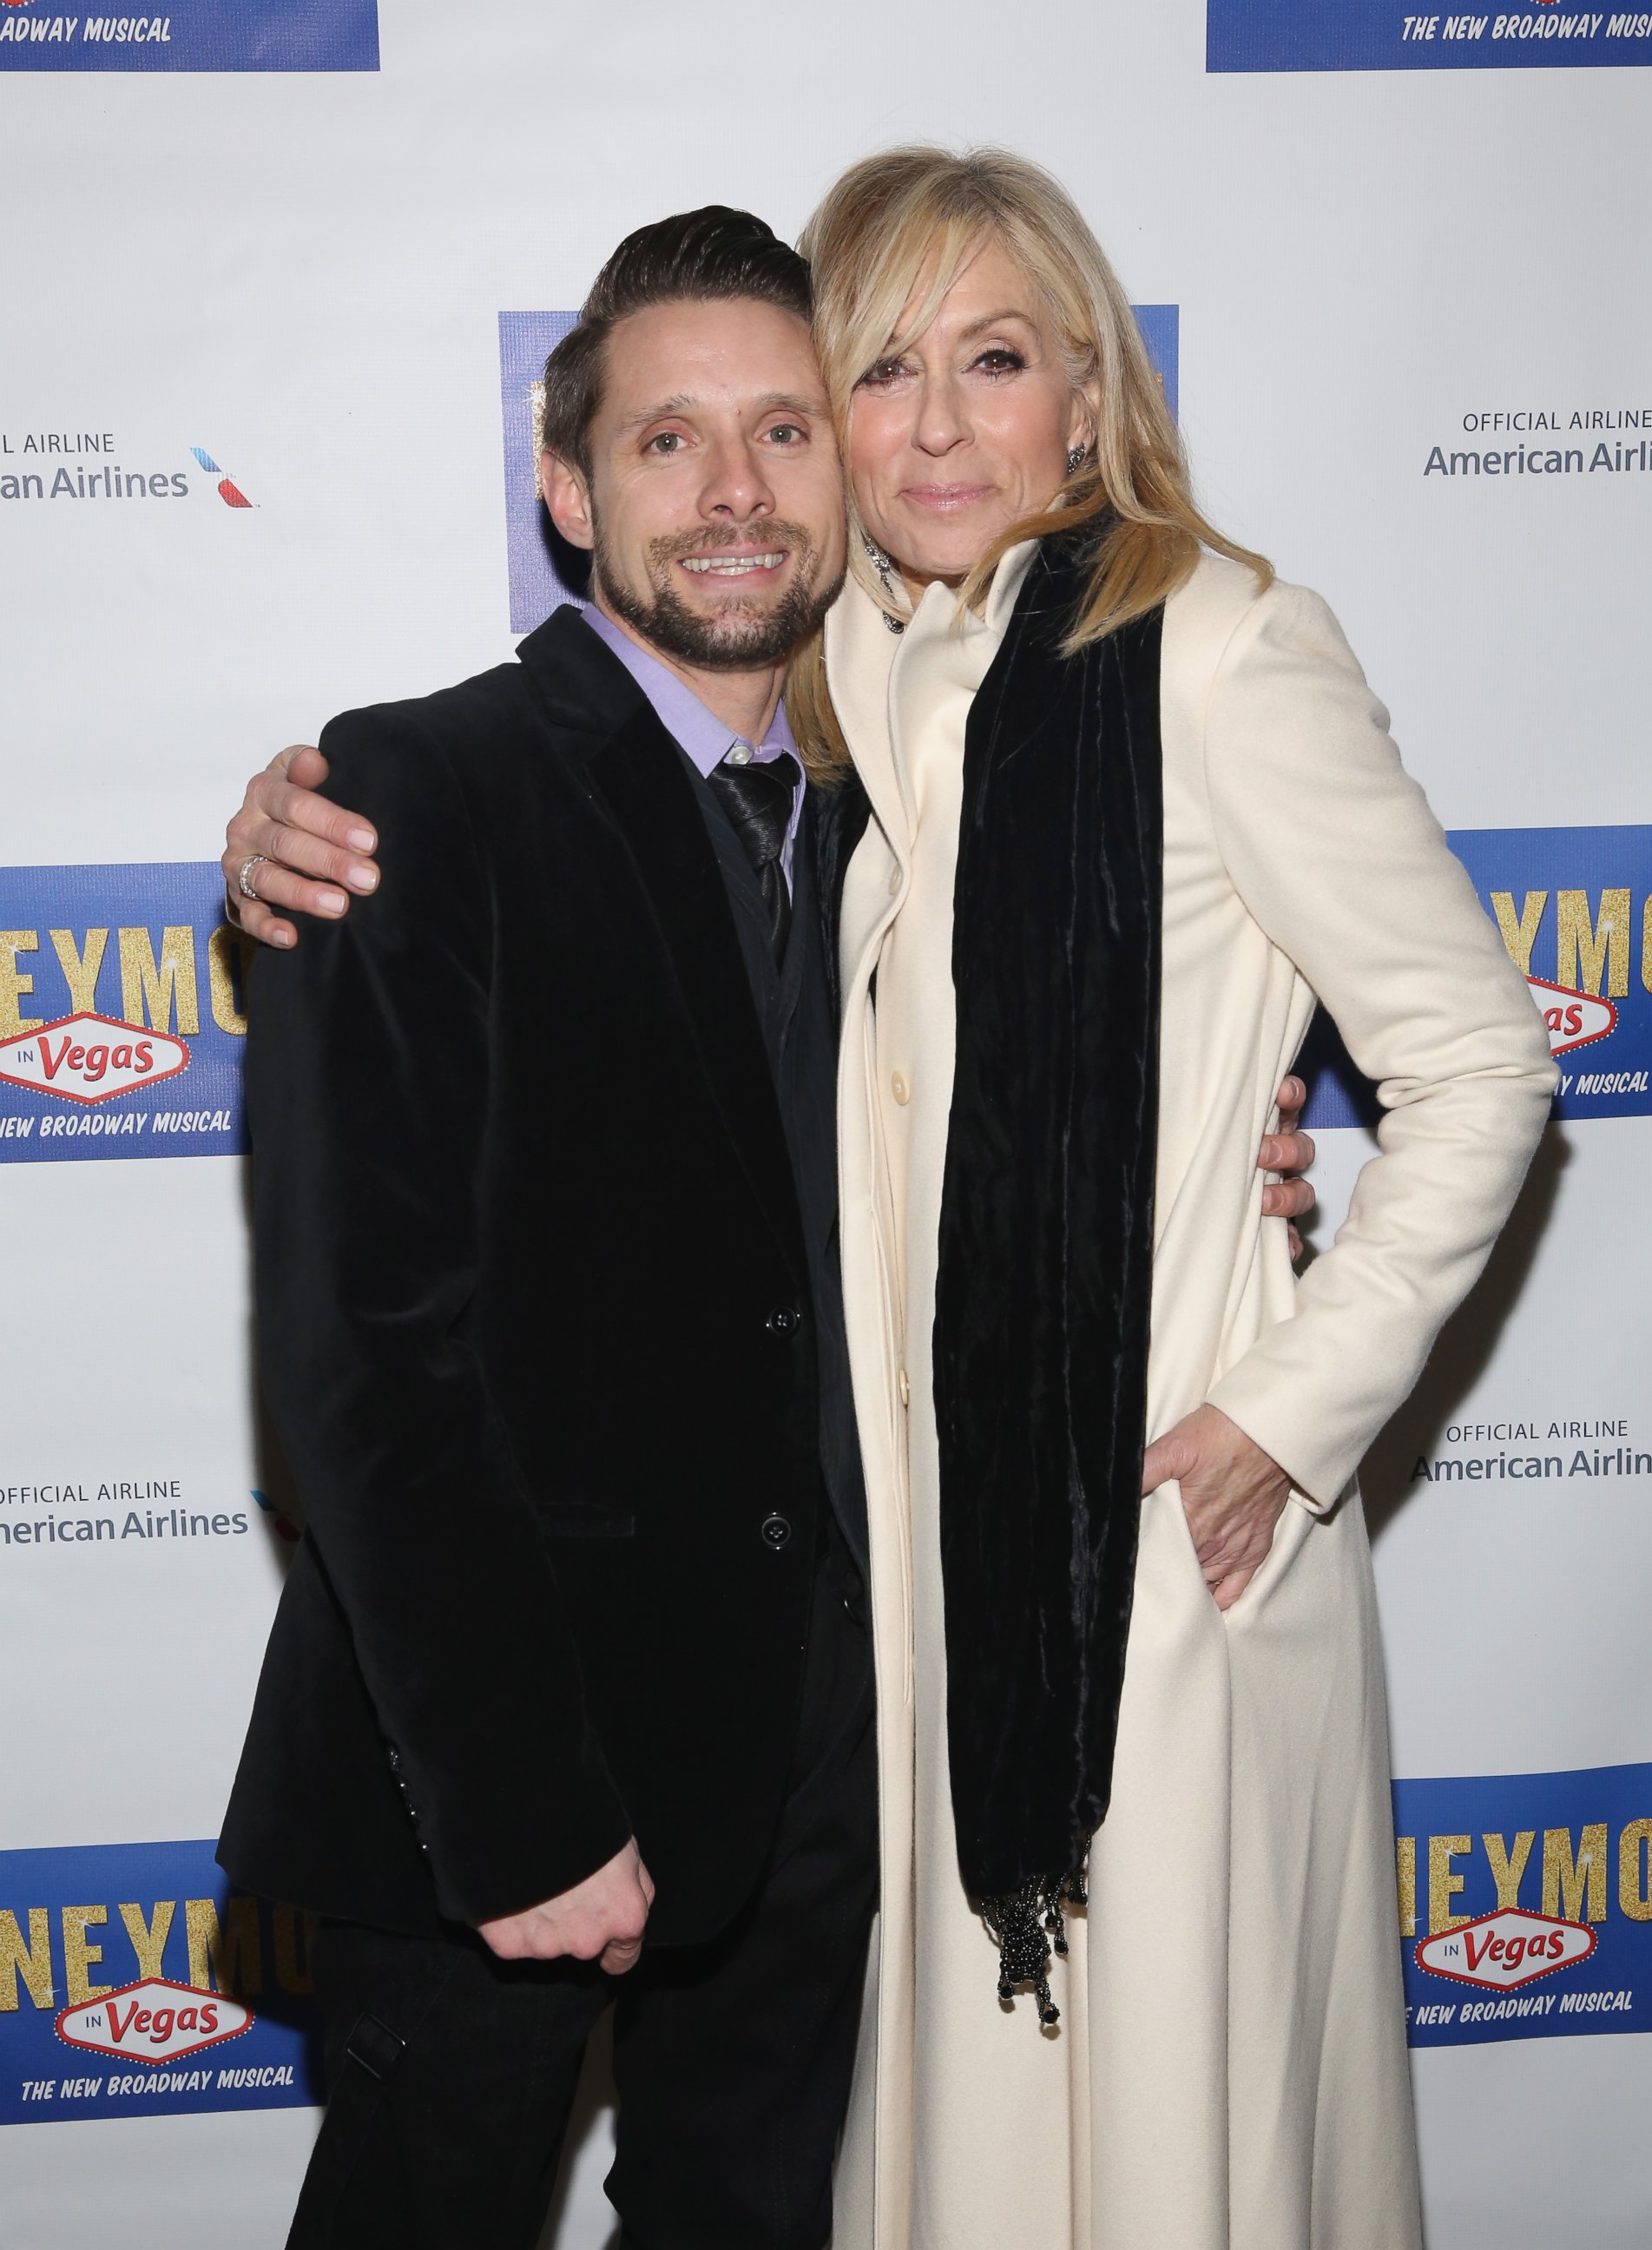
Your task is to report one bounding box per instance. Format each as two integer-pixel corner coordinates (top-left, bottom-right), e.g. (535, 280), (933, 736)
(582, 701), (810, 1290)
(809, 775), (872, 1028)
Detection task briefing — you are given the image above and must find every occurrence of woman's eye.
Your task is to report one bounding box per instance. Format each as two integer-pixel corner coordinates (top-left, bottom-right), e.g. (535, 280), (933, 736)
(858, 359), (907, 388)
(972, 349), (1026, 377)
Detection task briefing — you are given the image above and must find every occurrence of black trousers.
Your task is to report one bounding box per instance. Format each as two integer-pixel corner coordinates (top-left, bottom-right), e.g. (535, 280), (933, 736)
(286, 1538), (877, 2250)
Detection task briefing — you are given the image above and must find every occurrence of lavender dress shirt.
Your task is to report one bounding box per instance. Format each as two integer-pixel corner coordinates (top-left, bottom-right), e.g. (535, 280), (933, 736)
(583, 608), (803, 893)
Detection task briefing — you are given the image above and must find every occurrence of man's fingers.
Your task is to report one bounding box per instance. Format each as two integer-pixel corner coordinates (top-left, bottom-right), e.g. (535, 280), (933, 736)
(1274, 1074), (1306, 1125)
(600, 1935), (645, 1976)
(1257, 1129), (1316, 1175)
(1272, 1128), (1316, 1174)
(1261, 1176), (1315, 1220)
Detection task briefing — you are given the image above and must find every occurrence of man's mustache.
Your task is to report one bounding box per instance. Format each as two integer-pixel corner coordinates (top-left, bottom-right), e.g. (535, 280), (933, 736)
(648, 522), (816, 569)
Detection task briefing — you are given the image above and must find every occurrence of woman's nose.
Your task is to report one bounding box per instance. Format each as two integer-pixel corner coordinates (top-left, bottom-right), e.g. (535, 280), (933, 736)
(912, 376), (970, 457)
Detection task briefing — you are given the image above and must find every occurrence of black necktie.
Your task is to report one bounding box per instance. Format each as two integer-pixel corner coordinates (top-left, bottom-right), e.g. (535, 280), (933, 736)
(706, 750), (800, 959)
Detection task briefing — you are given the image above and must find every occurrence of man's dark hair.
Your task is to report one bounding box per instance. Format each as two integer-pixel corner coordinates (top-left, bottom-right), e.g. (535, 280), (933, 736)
(540, 207), (813, 478)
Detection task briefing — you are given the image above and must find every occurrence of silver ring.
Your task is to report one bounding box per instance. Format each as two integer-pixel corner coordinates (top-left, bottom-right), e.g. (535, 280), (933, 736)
(237, 854), (270, 902)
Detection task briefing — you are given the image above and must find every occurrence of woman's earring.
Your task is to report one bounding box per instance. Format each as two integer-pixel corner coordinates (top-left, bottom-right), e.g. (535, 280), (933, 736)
(862, 533), (906, 634)
(1065, 443), (1089, 477)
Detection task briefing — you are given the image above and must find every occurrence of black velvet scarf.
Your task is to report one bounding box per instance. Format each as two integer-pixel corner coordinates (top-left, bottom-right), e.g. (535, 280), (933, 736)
(932, 531), (1164, 2023)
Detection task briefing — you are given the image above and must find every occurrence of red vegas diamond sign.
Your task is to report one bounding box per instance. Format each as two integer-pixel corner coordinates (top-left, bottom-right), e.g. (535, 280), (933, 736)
(1526, 976), (1617, 1058)
(1415, 1907), (1596, 1992)
(56, 1977), (254, 2065)
(0, 1010), (189, 1105)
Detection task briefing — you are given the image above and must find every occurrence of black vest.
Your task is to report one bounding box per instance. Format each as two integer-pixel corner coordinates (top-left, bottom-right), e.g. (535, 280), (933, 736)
(683, 765), (868, 1576)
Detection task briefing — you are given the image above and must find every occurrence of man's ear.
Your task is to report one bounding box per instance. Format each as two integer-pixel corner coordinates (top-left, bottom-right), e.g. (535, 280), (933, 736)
(543, 450), (595, 552)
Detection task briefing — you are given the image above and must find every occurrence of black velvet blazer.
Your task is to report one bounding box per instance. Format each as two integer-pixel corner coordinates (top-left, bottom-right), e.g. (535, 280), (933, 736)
(219, 610), (826, 1946)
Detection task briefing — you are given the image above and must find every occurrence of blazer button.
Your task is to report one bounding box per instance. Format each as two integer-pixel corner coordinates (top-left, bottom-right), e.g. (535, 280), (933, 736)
(761, 1513), (793, 1549)
(767, 1305), (802, 1337)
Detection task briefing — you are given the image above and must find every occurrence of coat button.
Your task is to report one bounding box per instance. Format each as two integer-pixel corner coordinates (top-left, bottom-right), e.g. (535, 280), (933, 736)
(898, 1366), (911, 1407)
(761, 1513), (793, 1549)
(891, 1070), (911, 1105)
(887, 870), (901, 897)
(767, 1305), (802, 1337)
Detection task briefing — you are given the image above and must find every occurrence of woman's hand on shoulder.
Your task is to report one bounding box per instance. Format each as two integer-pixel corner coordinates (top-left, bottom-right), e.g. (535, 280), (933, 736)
(1259, 1074), (1315, 1263)
(222, 745), (381, 949)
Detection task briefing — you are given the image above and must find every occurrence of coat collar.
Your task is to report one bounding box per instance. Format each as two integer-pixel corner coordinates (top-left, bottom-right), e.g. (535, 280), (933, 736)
(517, 604), (808, 1288)
(821, 539), (1041, 856)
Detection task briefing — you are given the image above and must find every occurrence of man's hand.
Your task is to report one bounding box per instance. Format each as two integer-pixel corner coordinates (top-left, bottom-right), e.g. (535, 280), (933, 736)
(476, 1838), (655, 1977)
(1142, 1403), (1293, 1613)
(1259, 1074), (1316, 1263)
(221, 745), (381, 950)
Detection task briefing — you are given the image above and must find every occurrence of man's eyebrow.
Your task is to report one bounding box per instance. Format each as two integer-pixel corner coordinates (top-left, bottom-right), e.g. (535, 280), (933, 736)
(614, 389), (827, 433)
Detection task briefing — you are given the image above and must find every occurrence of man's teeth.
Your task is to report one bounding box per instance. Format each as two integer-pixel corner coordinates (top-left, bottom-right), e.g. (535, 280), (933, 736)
(681, 552), (787, 575)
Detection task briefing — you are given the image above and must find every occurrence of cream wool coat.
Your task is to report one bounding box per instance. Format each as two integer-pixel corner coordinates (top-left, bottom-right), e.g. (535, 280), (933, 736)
(824, 545), (1557, 2250)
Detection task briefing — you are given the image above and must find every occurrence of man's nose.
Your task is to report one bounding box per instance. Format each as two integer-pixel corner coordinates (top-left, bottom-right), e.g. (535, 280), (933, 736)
(699, 435), (775, 519)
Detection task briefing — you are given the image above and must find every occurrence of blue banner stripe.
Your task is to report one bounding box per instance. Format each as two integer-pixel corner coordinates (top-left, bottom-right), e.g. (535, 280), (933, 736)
(0, 2), (378, 73)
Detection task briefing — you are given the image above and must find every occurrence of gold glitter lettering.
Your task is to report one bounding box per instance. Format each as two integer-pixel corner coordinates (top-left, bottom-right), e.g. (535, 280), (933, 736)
(1556, 890), (1630, 998)
(1428, 1835), (1472, 1934)
(207, 923), (253, 1036)
(1618, 1819), (1652, 1922)
(185, 1896), (262, 1997)
(1543, 1824), (1608, 1923)
(0, 1909), (53, 2011)
(117, 1900), (175, 1982)
(0, 931), (43, 1036)
(1395, 1837), (1417, 1937)
(61, 1905), (111, 2005)
(1483, 1829), (1536, 1911)
(1491, 890), (1547, 975)
(117, 925), (200, 1036)
(49, 927), (108, 1016)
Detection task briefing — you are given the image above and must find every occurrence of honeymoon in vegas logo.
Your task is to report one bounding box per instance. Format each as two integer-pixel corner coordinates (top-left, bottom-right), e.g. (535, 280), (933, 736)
(0, 864), (251, 1163)
(1394, 1762), (1651, 2046)
(0, 0), (378, 69)
(496, 305), (1181, 635)
(1301, 824), (1652, 1128)
(1208, 1), (1652, 70)
(0, 1837), (319, 2125)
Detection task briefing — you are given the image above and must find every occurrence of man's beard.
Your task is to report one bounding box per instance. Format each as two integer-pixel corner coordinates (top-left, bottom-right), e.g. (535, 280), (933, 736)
(593, 518), (844, 672)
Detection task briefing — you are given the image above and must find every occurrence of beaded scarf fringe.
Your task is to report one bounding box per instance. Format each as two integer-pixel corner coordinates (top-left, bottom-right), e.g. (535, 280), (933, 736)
(980, 1860), (1089, 2030)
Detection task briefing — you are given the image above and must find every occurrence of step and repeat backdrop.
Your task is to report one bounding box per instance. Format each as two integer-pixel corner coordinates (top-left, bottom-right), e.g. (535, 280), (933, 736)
(1, 3), (1647, 2245)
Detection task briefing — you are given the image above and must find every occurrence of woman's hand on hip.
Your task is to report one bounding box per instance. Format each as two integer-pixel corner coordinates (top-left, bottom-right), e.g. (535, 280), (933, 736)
(222, 744), (381, 949)
(1142, 1403), (1293, 1611)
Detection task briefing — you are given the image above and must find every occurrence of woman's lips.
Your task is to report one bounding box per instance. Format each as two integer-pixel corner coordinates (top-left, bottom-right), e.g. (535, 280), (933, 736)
(898, 484), (997, 512)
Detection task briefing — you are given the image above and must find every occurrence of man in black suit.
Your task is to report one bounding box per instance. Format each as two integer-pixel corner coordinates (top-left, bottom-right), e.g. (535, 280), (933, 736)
(220, 209), (875, 2250)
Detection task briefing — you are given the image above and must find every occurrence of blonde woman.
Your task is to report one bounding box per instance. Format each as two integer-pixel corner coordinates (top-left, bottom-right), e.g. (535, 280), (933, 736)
(797, 148), (1549, 2250)
(223, 152), (1552, 2249)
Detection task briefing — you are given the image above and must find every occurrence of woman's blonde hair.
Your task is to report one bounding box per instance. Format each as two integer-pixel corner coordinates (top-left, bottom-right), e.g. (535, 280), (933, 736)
(786, 144), (1270, 776)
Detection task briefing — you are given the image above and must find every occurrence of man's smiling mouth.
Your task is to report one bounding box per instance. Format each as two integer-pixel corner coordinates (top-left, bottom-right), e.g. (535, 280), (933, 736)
(680, 552), (788, 576)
